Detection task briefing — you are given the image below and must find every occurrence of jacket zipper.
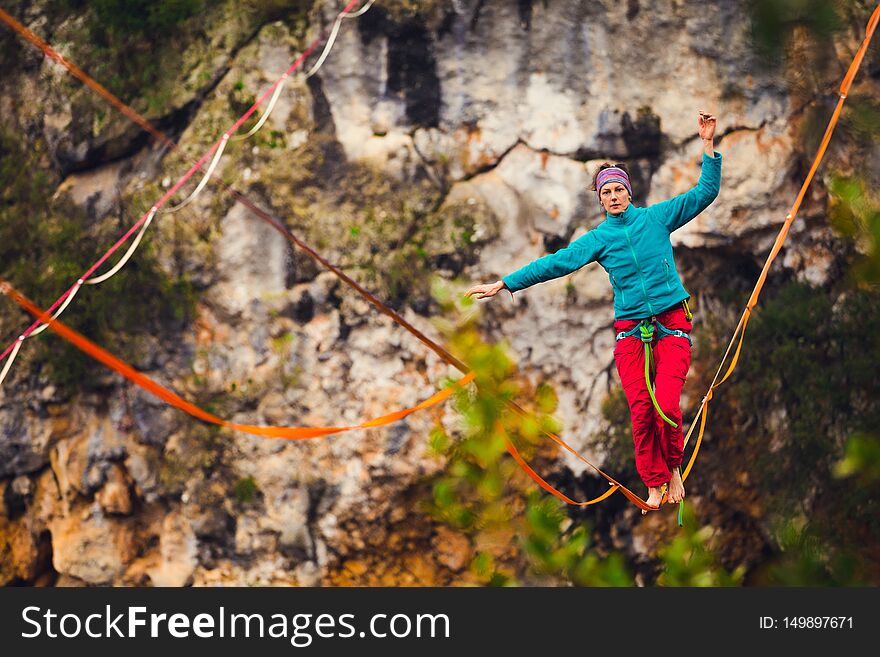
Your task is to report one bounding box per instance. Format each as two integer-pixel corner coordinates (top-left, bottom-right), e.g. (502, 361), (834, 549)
(663, 258), (671, 291)
(623, 226), (655, 316)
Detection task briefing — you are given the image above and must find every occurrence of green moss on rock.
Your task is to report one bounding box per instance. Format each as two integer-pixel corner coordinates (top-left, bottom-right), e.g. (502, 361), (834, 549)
(0, 129), (197, 392)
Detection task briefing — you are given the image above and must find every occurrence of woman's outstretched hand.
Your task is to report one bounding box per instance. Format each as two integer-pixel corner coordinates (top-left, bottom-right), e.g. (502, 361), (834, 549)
(465, 280), (506, 299)
(698, 110), (716, 141)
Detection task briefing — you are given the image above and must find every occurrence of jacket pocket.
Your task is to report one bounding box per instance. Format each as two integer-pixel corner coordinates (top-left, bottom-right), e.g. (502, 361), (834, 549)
(611, 273), (625, 304)
(663, 258), (672, 291)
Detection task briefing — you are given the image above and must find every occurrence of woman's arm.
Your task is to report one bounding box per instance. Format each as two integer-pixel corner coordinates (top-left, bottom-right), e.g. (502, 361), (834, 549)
(501, 230), (601, 293)
(649, 111), (721, 233)
(465, 230), (601, 299)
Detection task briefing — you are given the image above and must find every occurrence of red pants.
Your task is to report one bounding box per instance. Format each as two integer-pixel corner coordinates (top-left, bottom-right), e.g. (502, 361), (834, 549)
(612, 304), (692, 488)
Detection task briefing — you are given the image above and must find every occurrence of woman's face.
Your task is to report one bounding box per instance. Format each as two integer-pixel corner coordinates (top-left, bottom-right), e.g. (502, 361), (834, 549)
(599, 182), (631, 214)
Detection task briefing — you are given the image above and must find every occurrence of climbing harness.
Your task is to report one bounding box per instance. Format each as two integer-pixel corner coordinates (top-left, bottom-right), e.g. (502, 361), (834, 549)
(615, 301), (693, 428)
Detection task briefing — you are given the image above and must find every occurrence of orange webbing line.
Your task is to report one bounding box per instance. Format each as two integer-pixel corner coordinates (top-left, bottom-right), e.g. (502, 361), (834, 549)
(679, 3), (880, 486)
(0, 8), (174, 149)
(498, 422), (626, 508)
(0, 6), (464, 375)
(0, 280), (474, 440)
(504, 402), (652, 509)
(0, 8), (652, 509)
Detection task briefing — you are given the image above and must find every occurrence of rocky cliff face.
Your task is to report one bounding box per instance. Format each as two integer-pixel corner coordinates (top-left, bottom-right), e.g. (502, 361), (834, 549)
(0, 0), (874, 585)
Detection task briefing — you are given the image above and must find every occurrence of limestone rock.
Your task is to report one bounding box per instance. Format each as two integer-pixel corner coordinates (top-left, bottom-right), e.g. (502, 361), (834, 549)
(432, 526), (473, 572)
(95, 464), (133, 516)
(147, 511), (198, 587)
(49, 508), (136, 584)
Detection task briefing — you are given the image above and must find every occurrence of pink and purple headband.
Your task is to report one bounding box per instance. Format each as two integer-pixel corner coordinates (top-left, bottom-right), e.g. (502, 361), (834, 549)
(595, 167), (633, 199)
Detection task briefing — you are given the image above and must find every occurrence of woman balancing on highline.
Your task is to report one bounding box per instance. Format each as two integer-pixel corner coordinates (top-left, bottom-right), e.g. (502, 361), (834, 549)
(466, 111), (720, 512)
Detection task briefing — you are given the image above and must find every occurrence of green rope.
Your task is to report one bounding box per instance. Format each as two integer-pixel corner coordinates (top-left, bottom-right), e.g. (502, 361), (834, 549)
(677, 474), (684, 526)
(642, 340), (678, 427)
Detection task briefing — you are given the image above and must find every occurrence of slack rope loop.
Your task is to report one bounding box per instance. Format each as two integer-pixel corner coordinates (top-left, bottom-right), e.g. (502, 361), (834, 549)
(503, 437), (618, 507)
(0, 339), (22, 388)
(0, 280), (474, 440)
(26, 281), (82, 338)
(161, 135), (230, 213)
(230, 75), (290, 142)
(0, 0), (362, 369)
(17, 207), (156, 343)
(229, 0), (376, 142)
(305, 0), (376, 78)
(504, 401), (653, 511)
(84, 207), (158, 284)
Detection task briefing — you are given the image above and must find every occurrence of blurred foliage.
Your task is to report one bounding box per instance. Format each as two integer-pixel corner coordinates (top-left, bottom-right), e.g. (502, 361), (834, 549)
(745, 0), (879, 161)
(840, 94), (880, 146)
(0, 129), (196, 392)
(688, 168), (880, 585)
(55, 0), (204, 103)
(61, 0), (204, 37)
(755, 520), (864, 585)
(834, 433), (880, 484)
(752, 0), (880, 582)
(827, 171), (880, 526)
(636, 108), (880, 584)
(752, 0), (880, 156)
(732, 281), (880, 513)
(747, 0), (843, 63)
(828, 174), (880, 286)
(657, 505), (745, 586)
(424, 282), (632, 586)
(524, 492), (631, 586)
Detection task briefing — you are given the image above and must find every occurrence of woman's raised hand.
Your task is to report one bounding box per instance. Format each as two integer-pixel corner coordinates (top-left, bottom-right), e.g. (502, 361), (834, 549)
(698, 110), (716, 141)
(464, 280), (506, 299)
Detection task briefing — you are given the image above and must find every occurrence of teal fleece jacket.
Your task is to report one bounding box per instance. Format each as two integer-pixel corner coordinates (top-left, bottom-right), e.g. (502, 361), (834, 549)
(502, 152), (722, 320)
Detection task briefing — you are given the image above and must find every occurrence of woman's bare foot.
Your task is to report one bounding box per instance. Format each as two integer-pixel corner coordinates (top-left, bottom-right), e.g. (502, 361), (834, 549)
(641, 486), (665, 514)
(667, 469), (685, 503)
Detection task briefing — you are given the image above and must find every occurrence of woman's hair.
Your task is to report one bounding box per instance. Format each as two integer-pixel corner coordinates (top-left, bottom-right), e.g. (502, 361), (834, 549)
(590, 162), (631, 192)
